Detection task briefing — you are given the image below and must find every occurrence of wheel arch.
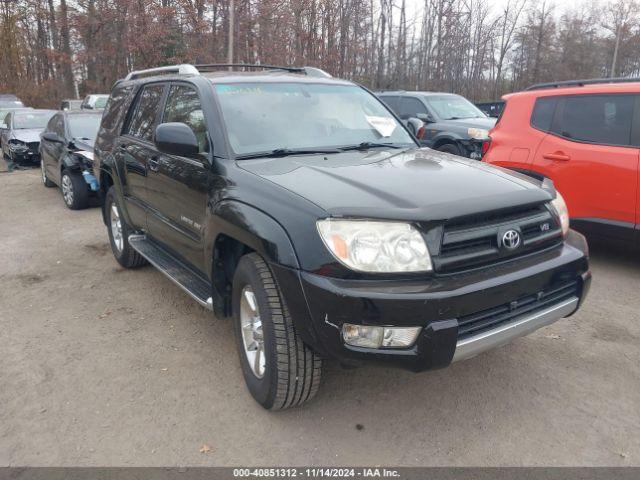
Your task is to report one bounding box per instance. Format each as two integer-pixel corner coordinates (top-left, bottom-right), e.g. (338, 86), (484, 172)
(206, 200), (300, 317)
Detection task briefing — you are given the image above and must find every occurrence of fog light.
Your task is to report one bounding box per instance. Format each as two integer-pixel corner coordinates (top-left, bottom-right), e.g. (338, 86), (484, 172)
(342, 324), (421, 349)
(382, 327), (421, 347)
(342, 324), (383, 348)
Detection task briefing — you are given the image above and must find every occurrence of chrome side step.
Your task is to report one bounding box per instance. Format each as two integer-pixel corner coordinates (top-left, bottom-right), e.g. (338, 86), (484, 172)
(128, 234), (213, 310)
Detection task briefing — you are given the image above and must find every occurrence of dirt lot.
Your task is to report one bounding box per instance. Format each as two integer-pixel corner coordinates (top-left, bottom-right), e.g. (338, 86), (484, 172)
(1, 167), (639, 467)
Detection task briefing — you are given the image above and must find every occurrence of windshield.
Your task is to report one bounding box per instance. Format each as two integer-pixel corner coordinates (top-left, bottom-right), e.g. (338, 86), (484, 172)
(425, 95), (485, 120)
(68, 114), (102, 139)
(13, 111), (54, 129)
(214, 83), (415, 156)
(94, 96), (108, 109)
(0, 100), (24, 108)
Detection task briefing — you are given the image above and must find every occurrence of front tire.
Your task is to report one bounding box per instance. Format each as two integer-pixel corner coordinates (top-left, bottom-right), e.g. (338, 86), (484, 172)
(232, 253), (322, 410)
(437, 143), (463, 156)
(60, 170), (89, 209)
(105, 186), (147, 269)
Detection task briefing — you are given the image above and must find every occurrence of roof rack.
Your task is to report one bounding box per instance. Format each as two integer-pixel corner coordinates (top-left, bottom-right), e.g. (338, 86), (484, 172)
(195, 64), (332, 78)
(124, 64), (200, 81)
(122, 63), (332, 82)
(526, 77), (640, 91)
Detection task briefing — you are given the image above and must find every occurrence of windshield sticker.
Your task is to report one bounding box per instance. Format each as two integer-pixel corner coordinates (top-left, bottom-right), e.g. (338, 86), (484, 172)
(366, 115), (396, 137)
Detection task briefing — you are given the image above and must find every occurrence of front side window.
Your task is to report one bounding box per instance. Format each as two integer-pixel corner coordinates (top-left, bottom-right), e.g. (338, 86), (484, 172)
(13, 111), (55, 129)
(399, 97), (429, 119)
(553, 94), (634, 146)
(126, 84), (165, 142)
(214, 83), (415, 156)
(424, 95), (485, 120)
(163, 85), (208, 153)
(379, 96), (401, 114)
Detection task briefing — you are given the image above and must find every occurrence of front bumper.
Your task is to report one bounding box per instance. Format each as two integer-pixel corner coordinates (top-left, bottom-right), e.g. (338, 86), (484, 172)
(9, 149), (40, 164)
(273, 230), (590, 372)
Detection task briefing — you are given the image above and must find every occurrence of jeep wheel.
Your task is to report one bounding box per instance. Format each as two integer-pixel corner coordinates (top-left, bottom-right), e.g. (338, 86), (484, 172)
(232, 253), (322, 410)
(41, 161), (55, 187)
(105, 186), (147, 269)
(437, 143), (462, 156)
(61, 170), (89, 209)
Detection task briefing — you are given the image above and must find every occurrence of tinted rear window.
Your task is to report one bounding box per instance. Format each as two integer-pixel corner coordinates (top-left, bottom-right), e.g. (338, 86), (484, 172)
(553, 94), (634, 146)
(530, 97), (557, 132)
(125, 84), (165, 142)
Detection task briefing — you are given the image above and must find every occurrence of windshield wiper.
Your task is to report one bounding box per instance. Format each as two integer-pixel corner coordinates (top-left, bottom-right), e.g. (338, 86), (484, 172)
(236, 147), (341, 160)
(338, 142), (407, 151)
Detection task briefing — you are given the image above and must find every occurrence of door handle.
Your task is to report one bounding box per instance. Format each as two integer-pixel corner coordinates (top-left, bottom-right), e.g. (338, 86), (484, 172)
(148, 157), (159, 172)
(542, 151), (571, 161)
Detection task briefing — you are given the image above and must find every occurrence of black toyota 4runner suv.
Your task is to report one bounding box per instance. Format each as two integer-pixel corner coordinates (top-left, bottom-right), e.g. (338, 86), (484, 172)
(95, 64), (591, 410)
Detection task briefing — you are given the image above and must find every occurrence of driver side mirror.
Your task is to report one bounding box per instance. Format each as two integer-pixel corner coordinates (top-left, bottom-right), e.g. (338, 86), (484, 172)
(42, 132), (63, 143)
(155, 122), (200, 158)
(416, 112), (435, 123)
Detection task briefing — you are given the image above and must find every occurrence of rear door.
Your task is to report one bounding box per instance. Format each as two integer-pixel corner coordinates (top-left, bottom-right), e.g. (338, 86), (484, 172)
(531, 93), (639, 236)
(116, 83), (166, 229)
(146, 83), (210, 273)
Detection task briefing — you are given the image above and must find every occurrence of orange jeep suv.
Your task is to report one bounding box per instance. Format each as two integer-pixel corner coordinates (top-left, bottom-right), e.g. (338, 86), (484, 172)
(483, 79), (640, 246)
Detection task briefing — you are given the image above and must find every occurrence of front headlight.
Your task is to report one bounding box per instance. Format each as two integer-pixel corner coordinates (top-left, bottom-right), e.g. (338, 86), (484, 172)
(316, 219), (432, 273)
(9, 139), (27, 151)
(467, 128), (489, 139)
(550, 191), (570, 236)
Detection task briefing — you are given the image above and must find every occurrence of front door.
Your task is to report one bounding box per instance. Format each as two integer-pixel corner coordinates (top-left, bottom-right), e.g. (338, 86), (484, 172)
(532, 93), (639, 234)
(115, 83), (166, 230)
(40, 114), (65, 183)
(146, 83), (210, 273)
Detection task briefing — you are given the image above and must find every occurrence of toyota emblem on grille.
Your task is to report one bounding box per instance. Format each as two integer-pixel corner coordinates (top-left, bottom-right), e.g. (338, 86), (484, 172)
(502, 229), (521, 250)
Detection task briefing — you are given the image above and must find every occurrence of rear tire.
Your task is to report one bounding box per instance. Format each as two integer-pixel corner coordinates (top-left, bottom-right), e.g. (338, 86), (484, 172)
(232, 253), (322, 410)
(105, 186), (147, 269)
(437, 143), (463, 157)
(60, 170), (89, 209)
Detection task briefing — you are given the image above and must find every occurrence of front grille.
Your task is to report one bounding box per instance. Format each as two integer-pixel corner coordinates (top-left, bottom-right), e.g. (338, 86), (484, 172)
(457, 280), (579, 340)
(435, 203), (562, 273)
(27, 142), (39, 153)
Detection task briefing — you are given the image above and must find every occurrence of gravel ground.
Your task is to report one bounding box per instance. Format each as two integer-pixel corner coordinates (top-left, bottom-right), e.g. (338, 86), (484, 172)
(1, 167), (639, 467)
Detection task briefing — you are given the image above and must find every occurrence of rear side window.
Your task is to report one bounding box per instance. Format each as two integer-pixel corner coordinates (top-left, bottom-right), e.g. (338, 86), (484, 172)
(553, 94), (634, 146)
(399, 97), (428, 119)
(126, 84), (165, 142)
(530, 97), (557, 132)
(102, 85), (133, 132)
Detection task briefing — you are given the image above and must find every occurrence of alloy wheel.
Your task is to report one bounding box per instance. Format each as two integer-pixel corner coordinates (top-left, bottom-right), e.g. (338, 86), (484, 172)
(61, 174), (74, 206)
(110, 203), (124, 252)
(239, 285), (266, 378)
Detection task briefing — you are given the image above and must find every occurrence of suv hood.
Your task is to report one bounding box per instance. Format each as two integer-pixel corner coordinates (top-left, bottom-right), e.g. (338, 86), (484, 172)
(238, 148), (552, 221)
(435, 116), (496, 130)
(12, 129), (43, 143)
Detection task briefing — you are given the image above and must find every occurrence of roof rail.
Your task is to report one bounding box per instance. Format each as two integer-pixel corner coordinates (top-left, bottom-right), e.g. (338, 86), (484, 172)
(124, 64), (200, 81)
(195, 63), (332, 78)
(526, 77), (640, 91)
(122, 63), (333, 82)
